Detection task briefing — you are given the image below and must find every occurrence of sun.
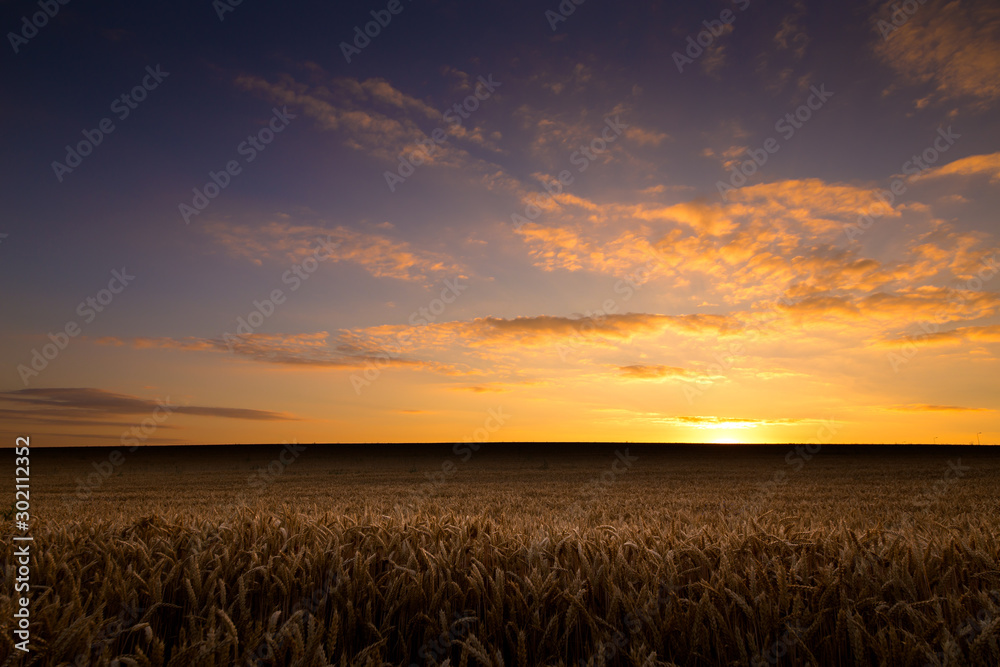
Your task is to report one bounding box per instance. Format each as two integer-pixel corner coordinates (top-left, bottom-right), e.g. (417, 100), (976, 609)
(711, 437), (741, 444)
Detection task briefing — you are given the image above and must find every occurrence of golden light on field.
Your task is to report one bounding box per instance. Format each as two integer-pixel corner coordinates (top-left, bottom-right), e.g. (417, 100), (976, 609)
(18, 446), (1000, 663)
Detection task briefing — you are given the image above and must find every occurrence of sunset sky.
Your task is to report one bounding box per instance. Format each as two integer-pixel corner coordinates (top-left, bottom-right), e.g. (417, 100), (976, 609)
(2, 0), (998, 446)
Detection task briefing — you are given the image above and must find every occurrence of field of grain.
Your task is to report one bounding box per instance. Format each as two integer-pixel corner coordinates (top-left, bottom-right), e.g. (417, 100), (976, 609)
(2, 444), (999, 666)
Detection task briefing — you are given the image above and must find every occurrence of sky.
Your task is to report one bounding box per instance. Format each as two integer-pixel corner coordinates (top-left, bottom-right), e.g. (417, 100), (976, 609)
(1, 0), (998, 447)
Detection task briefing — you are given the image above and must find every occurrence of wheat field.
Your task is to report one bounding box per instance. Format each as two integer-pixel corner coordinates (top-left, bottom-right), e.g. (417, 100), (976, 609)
(2, 444), (999, 666)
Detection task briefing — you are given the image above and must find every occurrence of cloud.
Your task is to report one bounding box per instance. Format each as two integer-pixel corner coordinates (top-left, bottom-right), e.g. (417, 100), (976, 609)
(201, 218), (465, 282)
(95, 311), (742, 385)
(884, 403), (992, 413)
(778, 288), (1000, 326)
(599, 409), (819, 429)
(511, 173), (998, 321)
(513, 178), (910, 301)
(97, 332), (468, 376)
(450, 385), (507, 393)
(700, 40), (729, 77)
(873, 0), (1000, 109)
(235, 69), (501, 170)
(617, 364), (692, 379)
(0, 388), (296, 425)
(658, 415), (804, 428)
(527, 61), (596, 97)
(513, 101), (633, 170)
(625, 126), (671, 146)
(912, 151), (1000, 182)
(314, 314), (743, 379)
(467, 313), (739, 346)
(876, 324), (1000, 348)
(774, 2), (809, 60)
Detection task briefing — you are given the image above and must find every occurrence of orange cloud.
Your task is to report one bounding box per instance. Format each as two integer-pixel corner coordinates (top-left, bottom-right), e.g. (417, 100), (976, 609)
(774, 2), (809, 60)
(514, 178), (912, 302)
(94, 307), (749, 388)
(201, 219), (464, 282)
(625, 126), (671, 146)
(779, 289), (1000, 326)
(333, 314), (743, 371)
(95, 332), (470, 376)
(599, 409), (818, 429)
(913, 152), (1000, 182)
(511, 174), (998, 320)
(235, 69), (501, 173)
(873, 0), (1000, 108)
(885, 404), (992, 413)
(877, 324), (1000, 348)
(0, 388), (296, 425)
(468, 313), (739, 346)
(617, 365), (692, 379)
(450, 385), (508, 393)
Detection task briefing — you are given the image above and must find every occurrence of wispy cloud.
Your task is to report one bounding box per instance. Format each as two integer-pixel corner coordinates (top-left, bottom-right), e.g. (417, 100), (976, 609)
(235, 69), (501, 167)
(598, 409), (819, 429)
(617, 364), (693, 379)
(774, 1), (809, 61)
(0, 388), (296, 425)
(876, 324), (1000, 348)
(96, 332), (470, 376)
(884, 403), (993, 413)
(912, 152), (1000, 182)
(874, 0), (1000, 109)
(201, 218), (465, 282)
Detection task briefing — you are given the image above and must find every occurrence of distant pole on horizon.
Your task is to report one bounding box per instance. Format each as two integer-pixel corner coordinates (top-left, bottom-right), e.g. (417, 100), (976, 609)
(933, 436), (937, 444)
(977, 432), (982, 446)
